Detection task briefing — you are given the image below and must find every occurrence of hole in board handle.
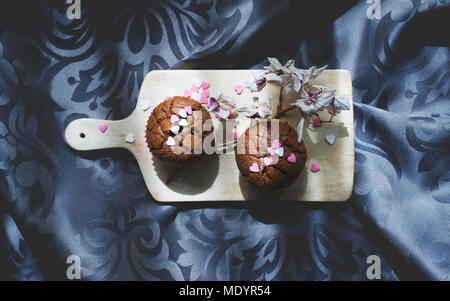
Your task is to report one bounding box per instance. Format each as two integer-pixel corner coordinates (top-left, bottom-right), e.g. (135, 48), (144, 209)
(80, 133), (86, 139)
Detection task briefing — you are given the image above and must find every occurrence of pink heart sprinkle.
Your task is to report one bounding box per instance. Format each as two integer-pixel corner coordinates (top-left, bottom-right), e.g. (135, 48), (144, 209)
(232, 132), (238, 140)
(184, 89), (192, 97)
(313, 117), (322, 127)
(263, 157), (273, 166)
(287, 153), (296, 163)
(201, 89), (210, 98)
(267, 147), (275, 156)
(249, 163), (259, 173)
(201, 81), (210, 90)
(311, 163), (320, 172)
(271, 139), (281, 149)
(234, 85), (244, 95)
(228, 112), (235, 119)
(200, 96), (209, 104)
(98, 124), (108, 133)
(170, 115), (179, 124)
(185, 106), (192, 115)
(328, 109), (335, 115)
(191, 84), (199, 93)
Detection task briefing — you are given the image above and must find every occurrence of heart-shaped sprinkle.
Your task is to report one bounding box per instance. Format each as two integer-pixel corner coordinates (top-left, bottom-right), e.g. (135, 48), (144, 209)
(170, 115), (179, 124)
(275, 146), (284, 157)
(313, 117), (322, 127)
(263, 157), (273, 166)
(311, 163), (320, 172)
(191, 92), (200, 101)
(287, 153), (296, 163)
(271, 139), (281, 149)
(185, 106), (192, 115)
(141, 101), (151, 111)
(191, 84), (199, 93)
(228, 112), (235, 119)
(201, 89), (210, 98)
(232, 131), (238, 140)
(325, 135), (335, 145)
(249, 163), (259, 173)
(178, 119), (188, 127)
(200, 96), (209, 104)
(234, 85), (244, 95)
(170, 125), (180, 134)
(166, 136), (175, 146)
(194, 79), (202, 88)
(201, 81), (210, 90)
(184, 89), (192, 97)
(328, 109), (336, 115)
(125, 133), (135, 143)
(208, 97), (217, 108)
(98, 124), (108, 133)
(267, 147), (275, 156)
(178, 108), (187, 118)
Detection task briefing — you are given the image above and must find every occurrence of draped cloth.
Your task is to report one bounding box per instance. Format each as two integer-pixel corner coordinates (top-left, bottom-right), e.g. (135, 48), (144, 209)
(0, 0), (448, 280)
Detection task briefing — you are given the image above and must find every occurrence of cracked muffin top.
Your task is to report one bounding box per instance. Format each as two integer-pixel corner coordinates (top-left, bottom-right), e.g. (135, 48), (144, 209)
(146, 96), (214, 165)
(235, 120), (307, 189)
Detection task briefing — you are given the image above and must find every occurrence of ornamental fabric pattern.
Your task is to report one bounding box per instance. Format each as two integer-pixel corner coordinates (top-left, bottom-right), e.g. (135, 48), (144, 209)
(0, 0), (449, 280)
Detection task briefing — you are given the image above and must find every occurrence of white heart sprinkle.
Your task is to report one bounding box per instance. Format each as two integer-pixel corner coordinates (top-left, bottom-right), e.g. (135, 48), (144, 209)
(141, 100), (151, 111)
(193, 79), (202, 88)
(326, 135), (335, 145)
(191, 92), (200, 101)
(178, 119), (188, 127)
(170, 125), (180, 134)
(166, 136), (175, 146)
(125, 133), (135, 143)
(178, 108), (187, 118)
(276, 146), (284, 157)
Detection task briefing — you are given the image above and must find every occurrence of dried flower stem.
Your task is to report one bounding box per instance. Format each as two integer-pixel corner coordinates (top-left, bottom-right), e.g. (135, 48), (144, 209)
(273, 105), (297, 119)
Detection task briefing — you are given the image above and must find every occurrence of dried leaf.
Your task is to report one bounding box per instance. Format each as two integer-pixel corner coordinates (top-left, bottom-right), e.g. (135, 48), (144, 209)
(237, 95), (272, 118)
(236, 106), (258, 117)
(264, 57), (284, 73)
(292, 99), (320, 116)
(265, 73), (282, 84)
(334, 94), (350, 111)
(316, 88), (335, 107)
(301, 65), (327, 84)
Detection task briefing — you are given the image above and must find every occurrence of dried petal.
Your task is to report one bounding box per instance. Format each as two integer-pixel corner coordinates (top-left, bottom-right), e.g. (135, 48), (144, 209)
(297, 116), (305, 142)
(316, 88), (335, 107)
(334, 94), (350, 111)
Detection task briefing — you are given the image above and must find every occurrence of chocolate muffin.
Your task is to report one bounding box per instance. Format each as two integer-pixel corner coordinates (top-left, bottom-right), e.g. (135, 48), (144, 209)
(235, 120), (307, 189)
(146, 96), (214, 166)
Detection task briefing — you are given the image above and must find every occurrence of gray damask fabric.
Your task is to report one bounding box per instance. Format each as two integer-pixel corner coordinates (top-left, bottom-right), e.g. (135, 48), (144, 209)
(0, 0), (448, 280)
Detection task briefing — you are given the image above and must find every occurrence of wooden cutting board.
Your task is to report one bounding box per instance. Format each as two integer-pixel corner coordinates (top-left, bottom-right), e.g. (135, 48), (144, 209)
(65, 70), (354, 202)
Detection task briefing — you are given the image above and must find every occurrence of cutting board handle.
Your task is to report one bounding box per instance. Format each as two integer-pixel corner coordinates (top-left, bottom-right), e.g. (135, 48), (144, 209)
(65, 118), (129, 151)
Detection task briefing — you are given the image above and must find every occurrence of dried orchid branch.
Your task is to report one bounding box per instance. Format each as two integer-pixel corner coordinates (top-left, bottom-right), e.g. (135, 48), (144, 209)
(273, 105), (297, 119)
